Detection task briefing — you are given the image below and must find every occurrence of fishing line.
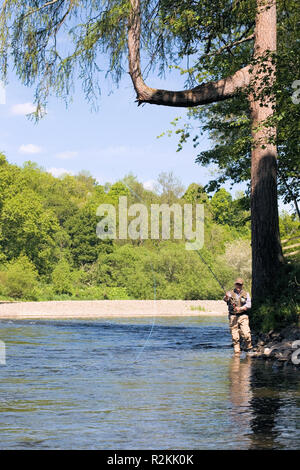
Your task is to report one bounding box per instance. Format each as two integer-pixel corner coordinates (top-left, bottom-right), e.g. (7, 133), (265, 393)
(121, 181), (157, 363)
(118, 183), (227, 362)
(195, 249), (226, 294)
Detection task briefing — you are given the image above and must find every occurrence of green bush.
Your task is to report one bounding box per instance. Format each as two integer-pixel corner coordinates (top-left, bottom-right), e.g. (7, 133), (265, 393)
(0, 255), (38, 300)
(250, 263), (300, 332)
(101, 287), (131, 300)
(221, 239), (252, 289)
(51, 258), (74, 295)
(71, 286), (104, 300)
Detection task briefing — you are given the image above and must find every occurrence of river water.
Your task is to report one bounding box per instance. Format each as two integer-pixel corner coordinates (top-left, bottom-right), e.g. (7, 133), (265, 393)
(0, 316), (299, 449)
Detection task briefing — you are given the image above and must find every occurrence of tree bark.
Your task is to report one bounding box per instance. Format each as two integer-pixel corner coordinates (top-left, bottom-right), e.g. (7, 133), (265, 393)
(249, 0), (284, 301)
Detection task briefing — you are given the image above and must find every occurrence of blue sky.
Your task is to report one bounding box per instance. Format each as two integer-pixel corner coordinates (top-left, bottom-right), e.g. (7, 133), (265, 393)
(0, 70), (293, 211)
(0, 71), (241, 193)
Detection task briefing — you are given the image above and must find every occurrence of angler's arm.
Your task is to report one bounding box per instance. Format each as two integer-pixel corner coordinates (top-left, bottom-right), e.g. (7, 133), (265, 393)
(239, 293), (251, 313)
(223, 292), (232, 302)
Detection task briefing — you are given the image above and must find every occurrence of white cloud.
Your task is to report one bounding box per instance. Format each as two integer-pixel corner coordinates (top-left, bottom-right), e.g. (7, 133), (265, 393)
(143, 179), (156, 191)
(55, 151), (78, 160)
(19, 144), (42, 154)
(11, 102), (37, 115)
(47, 167), (74, 178)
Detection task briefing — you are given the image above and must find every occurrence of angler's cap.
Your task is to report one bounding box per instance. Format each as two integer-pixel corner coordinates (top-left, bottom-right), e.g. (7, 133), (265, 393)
(235, 278), (244, 285)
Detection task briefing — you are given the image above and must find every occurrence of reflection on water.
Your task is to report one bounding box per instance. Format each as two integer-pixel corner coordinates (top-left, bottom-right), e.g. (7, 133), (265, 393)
(0, 316), (299, 449)
(229, 355), (253, 445)
(249, 360), (300, 449)
(228, 355), (300, 449)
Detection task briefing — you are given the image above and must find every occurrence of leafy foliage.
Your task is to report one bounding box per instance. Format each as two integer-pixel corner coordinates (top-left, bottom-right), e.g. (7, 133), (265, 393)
(250, 264), (300, 332)
(0, 0), (257, 116)
(0, 254), (38, 299)
(0, 152), (257, 301)
(65, 205), (114, 268)
(221, 239), (252, 288)
(168, 0), (300, 214)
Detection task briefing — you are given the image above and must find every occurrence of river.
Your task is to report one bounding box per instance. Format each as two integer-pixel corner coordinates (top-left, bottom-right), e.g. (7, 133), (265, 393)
(0, 316), (299, 449)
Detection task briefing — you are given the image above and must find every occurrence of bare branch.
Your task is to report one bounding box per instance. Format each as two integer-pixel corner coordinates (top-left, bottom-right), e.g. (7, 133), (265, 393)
(204, 34), (254, 58)
(22, 0), (63, 20)
(53, 0), (76, 34)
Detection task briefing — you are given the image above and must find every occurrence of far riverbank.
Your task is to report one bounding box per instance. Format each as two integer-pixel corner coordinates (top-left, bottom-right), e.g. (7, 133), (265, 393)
(0, 299), (227, 320)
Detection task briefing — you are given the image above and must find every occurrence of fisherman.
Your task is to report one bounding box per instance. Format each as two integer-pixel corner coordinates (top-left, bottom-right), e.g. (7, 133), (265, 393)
(223, 278), (253, 355)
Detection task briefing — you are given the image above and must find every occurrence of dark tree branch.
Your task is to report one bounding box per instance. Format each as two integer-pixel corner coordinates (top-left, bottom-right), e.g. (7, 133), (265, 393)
(21, 0), (63, 19)
(203, 33), (254, 58)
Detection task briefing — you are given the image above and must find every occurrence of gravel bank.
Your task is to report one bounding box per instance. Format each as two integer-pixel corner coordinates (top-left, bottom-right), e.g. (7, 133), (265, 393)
(251, 325), (300, 365)
(0, 299), (227, 319)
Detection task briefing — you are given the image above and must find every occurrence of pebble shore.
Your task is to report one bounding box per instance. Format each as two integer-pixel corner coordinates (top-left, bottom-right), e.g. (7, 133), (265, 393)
(0, 299), (227, 319)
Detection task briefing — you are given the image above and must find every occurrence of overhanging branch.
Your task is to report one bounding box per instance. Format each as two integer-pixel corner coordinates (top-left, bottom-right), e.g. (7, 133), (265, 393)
(128, 0), (252, 107)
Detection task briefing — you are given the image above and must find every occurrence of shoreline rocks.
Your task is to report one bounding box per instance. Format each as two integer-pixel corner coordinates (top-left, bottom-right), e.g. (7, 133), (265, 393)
(251, 325), (300, 366)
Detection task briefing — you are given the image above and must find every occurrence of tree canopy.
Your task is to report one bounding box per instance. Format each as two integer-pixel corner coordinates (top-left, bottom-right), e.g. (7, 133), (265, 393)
(0, 0), (272, 113)
(170, 0), (299, 216)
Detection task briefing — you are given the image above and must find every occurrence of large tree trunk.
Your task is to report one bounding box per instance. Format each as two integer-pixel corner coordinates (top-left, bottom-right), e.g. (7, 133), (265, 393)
(250, 0), (284, 302)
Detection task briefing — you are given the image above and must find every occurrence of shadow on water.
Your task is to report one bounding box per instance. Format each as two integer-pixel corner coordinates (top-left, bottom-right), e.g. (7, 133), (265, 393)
(249, 361), (300, 449)
(229, 356), (300, 449)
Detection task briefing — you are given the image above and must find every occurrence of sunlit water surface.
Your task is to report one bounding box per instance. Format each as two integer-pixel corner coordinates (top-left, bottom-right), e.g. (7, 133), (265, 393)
(0, 316), (299, 449)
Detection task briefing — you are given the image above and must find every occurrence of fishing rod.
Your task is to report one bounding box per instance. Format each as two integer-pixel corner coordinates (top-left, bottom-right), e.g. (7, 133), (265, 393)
(196, 250), (226, 295)
(196, 250), (240, 312)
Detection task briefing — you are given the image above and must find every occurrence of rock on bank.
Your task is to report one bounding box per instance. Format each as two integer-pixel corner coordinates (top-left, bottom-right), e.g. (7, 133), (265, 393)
(252, 325), (300, 366)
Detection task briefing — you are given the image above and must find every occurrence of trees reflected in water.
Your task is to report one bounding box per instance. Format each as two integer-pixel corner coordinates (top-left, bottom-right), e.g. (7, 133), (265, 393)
(229, 357), (300, 449)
